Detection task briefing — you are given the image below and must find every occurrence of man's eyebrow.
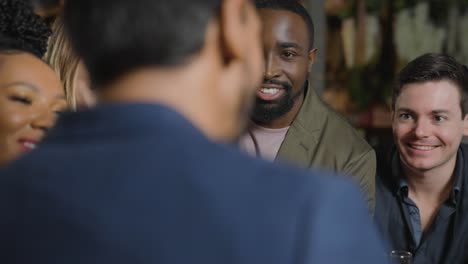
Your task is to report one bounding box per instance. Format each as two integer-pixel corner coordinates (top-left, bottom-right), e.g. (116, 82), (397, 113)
(278, 42), (303, 51)
(397, 108), (453, 115)
(396, 107), (415, 113)
(432, 110), (451, 115)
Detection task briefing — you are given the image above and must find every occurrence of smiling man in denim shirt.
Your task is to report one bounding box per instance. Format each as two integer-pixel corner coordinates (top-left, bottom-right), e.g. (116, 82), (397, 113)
(375, 53), (468, 264)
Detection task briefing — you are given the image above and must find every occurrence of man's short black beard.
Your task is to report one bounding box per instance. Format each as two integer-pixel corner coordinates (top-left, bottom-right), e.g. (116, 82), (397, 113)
(251, 81), (306, 125)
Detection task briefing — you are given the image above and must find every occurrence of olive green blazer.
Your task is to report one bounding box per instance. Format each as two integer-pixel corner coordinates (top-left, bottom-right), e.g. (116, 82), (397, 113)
(276, 86), (376, 212)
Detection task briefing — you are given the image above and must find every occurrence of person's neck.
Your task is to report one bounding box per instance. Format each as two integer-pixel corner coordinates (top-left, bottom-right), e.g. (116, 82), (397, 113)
(402, 157), (457, 205)
(255, 91), (305, 129)
(97, 63), (226, 142)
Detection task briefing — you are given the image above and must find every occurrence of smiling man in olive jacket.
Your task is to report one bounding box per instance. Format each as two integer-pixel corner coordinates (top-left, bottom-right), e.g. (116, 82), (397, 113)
(240, 0), (376, 212)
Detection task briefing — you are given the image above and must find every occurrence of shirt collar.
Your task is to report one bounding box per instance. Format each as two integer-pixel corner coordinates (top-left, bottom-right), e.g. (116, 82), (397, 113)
(390, 151), (406, 198)
(397, 177), (409, 198)
(452, 148), (464, 203)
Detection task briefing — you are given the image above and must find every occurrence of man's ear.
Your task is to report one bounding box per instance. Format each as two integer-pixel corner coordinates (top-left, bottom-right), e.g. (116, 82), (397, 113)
(307, 48), (317, 72)
(462, 114), (468, 136)
(219, 0), (248, 65)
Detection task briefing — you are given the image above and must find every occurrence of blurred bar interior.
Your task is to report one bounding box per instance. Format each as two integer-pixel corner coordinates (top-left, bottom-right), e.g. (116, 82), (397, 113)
(31, 0), (468, 147)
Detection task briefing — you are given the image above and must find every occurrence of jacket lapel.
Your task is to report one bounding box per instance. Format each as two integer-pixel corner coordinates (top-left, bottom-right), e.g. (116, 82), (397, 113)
(276, 123), (317, 167)
(276, 84), (325, 168)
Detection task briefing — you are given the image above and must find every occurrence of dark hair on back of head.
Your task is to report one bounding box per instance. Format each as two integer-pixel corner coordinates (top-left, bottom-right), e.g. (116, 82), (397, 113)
(394, 53), (468, 117)
(255, 0), (314, 49)
(0, 0), (51, 57)
(63, 0), (222, 88)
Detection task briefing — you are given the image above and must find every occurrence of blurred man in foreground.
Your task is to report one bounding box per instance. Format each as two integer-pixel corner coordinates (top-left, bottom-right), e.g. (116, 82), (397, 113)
(1, 0), (385, 263)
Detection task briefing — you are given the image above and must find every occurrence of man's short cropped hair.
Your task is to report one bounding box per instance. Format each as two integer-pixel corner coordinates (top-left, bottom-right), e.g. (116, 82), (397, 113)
(394, 53), (468, 117)
(63, 0), (222, 88)
(254, 0), (314, 49)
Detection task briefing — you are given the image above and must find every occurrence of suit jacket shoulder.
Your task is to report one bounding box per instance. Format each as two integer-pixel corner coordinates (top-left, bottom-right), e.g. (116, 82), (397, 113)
(0, 104), (386, 263)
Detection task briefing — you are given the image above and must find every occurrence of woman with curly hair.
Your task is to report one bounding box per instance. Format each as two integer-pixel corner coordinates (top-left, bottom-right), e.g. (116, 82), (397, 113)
(44, 16), (96, 110)
(0, 0), (66, 166)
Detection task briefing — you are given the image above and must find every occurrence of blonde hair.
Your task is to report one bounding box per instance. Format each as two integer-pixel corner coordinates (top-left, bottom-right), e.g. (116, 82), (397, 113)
(44, 16), (80, 110)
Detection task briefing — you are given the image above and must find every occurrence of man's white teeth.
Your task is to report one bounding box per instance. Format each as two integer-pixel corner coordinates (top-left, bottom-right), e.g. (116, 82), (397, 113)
(23, 142), (36, 150)
(261, 88), (279, 94)
(410, 145), (435, 150)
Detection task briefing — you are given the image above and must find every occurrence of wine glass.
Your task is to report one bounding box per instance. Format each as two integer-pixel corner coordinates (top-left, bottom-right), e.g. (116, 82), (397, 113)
(390, 250), (412, 264)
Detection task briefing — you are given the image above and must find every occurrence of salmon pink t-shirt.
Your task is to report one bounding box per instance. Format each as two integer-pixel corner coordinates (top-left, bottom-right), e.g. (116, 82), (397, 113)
(239, 124), (290, 161)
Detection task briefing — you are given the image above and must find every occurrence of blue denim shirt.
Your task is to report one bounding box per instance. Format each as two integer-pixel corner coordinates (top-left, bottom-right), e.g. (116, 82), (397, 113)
(397, 167), (461, 248)
(375, 144), (468, 264)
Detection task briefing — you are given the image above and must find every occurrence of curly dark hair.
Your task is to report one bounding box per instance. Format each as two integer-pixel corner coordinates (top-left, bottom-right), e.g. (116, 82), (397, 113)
(0, 0), (51, 57)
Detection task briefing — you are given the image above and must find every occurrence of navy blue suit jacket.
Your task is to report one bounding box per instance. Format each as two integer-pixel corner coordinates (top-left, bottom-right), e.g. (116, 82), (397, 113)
(0, 104), (386, 263)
